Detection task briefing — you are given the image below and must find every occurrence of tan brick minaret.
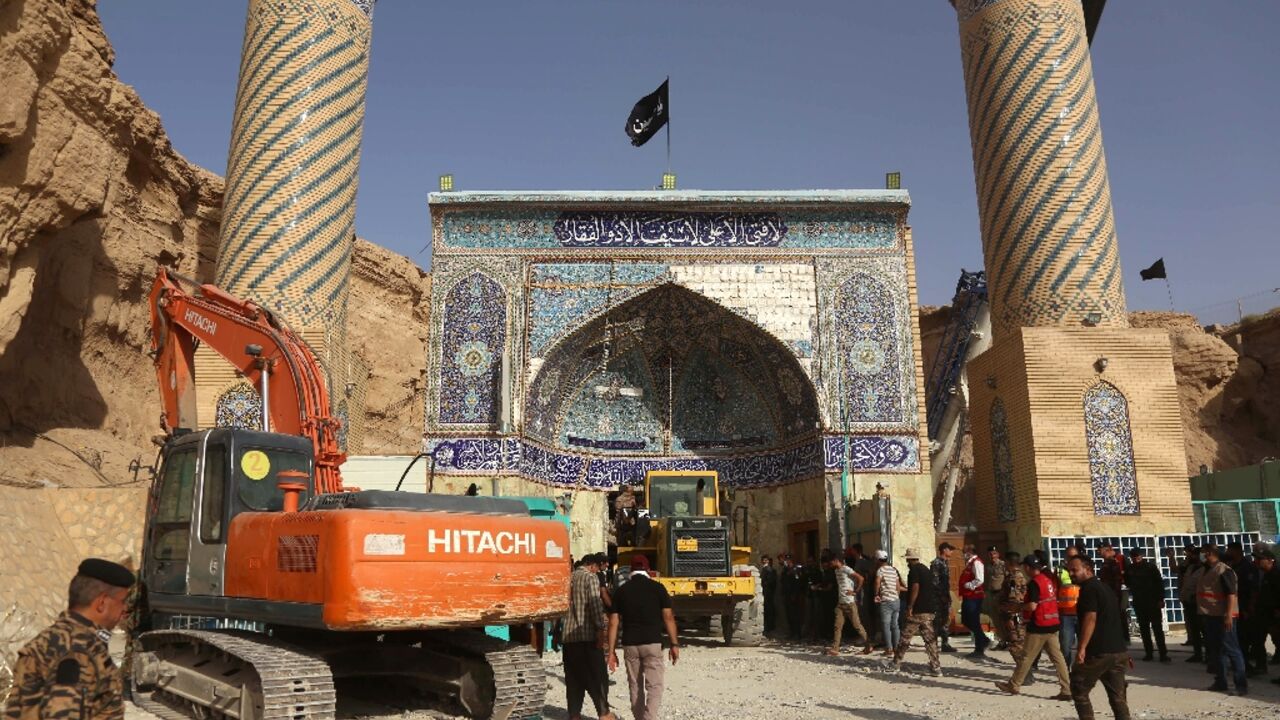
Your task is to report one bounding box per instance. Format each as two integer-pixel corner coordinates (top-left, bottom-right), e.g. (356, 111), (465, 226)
(953, 0), (1126, 338)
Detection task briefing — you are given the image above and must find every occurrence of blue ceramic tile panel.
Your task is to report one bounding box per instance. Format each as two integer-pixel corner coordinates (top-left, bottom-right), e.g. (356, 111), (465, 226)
(1083, 382), (1140, 515)
(835, 273), (905, 425)
(439, 272), (506, 425)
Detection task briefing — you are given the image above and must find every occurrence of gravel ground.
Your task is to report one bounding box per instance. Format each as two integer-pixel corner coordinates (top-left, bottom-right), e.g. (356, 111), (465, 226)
(126, 630), (1279, 720)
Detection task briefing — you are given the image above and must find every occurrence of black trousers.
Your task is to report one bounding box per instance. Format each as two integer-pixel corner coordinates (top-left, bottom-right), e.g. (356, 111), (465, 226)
(1241, 617), (1268, 670)
(1185, 608), (1203, 657)
(785, 597), (805, 640)
(1134, 606), (1167, 657)
(563, 641), (610, 717)
(763, 588), (777, 633)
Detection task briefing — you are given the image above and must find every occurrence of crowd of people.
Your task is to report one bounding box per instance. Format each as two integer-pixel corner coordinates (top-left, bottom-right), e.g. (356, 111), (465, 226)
(753, 539), (1280, 719)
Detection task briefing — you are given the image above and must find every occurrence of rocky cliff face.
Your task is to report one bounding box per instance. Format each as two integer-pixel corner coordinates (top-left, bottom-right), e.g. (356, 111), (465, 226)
(347, 239), (432, 456)
(0, 0), (430, 487)
(0, 0), (222, 488)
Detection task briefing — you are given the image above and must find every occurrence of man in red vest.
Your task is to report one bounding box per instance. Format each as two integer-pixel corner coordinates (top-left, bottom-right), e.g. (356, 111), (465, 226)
(996, 556), (1071, 699)
(958, 544), (990, 657)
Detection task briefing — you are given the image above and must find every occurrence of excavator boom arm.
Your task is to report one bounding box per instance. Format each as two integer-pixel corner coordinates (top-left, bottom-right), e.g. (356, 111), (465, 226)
(148, 267), (345, 492)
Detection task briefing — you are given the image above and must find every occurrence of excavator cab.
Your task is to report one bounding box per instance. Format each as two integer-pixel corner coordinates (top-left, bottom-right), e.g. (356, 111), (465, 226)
(143, 427), (314, 599)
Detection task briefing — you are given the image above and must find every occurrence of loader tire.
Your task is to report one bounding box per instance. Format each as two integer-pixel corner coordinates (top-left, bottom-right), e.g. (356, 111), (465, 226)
(721, 565), (764, 647)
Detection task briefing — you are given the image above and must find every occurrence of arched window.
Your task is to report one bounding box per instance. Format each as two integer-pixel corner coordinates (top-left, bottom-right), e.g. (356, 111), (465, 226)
(215, 381), (262, 430)
(440, 273), (506, 425)
(1083, 382), (1140, 515)
(835, 274), (904, 425)
(990, 398), (1016, 522)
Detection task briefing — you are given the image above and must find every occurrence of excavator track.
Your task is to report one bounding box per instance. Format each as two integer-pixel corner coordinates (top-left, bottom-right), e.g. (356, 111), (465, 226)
(438, 632), (546, 720)
(134, 630), (336, 720)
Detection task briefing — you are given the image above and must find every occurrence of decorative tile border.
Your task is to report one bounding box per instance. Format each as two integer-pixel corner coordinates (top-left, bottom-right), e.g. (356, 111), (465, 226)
(425, 433), (920, 489)
(436, 207), (902, 252)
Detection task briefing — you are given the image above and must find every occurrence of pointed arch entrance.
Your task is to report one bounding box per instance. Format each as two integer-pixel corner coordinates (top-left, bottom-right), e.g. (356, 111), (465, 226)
(525, 283), (821, 468)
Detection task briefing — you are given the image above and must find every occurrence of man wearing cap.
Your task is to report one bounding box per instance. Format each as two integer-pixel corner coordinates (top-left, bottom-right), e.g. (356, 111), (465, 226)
(1179, 545), (1207, 664)
(4, 558), (134, 720)
(606, 555), (678, 720)
(931, 543), (957, 653)
(996, 556), (1071, 700)
(891, 548), (942, 676)
(1254, 549), (1280, 684)
(983, 546), (1009, 651)
(1197, 545), (1247, 695)
(1125, 548), (1169, 663)
(563, 553), (615, 720)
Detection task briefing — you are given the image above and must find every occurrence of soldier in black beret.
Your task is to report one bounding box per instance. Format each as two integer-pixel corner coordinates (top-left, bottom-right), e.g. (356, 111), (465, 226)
(4, 558), (135, 720)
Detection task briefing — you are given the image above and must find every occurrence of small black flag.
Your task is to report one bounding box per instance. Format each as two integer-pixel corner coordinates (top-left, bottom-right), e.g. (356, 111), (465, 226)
(625, 79), (668, 147)
(1139, 258), (1167, 281)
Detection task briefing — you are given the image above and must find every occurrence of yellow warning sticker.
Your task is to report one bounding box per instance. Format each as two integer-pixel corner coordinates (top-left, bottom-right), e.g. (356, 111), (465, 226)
(676, 537), (699, 553)
(240, 450), (271, 481)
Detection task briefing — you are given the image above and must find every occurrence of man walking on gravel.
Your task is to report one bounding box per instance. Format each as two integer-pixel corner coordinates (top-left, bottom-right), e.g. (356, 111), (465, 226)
(607, 555), (680, 720)
(826, 553), (867, 655)
(892, 548), (942, 675)
(958, 544), (990, 658)
(932, 542), (957, 653)
(563, 554), (615, 720)
(1068, 555), (1131, 720)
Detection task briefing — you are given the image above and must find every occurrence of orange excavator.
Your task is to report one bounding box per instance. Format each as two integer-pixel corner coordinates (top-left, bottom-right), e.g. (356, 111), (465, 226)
(132, 268), (569, 720)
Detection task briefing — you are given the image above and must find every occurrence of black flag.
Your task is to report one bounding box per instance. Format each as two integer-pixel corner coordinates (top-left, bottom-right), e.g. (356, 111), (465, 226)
(1139, 258), (1167, 281)
(625, 79), (668, 147)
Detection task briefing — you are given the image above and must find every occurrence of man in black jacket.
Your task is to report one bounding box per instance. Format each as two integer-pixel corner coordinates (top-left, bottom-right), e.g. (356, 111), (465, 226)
(760, 555), (778, 637)
(780, 555), (807, 641)
(1126, 548), (1169, 662)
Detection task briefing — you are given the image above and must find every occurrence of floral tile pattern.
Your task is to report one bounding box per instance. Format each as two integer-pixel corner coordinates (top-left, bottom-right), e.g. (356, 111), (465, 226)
(835, 273), (904, 425)
(439, 272), (506, 425)
(215, 381), (263, 430)
(990, 397), (1017, 522)
(1083, 381), (1140, 515)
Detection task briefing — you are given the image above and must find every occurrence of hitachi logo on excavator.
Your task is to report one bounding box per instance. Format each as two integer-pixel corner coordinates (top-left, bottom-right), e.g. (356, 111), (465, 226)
(427, 529), (539, 556)
(184, 308), (218, 335)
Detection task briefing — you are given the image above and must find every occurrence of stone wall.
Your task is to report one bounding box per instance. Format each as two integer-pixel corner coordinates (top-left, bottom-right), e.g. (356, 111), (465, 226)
(0, 487), (146, 682)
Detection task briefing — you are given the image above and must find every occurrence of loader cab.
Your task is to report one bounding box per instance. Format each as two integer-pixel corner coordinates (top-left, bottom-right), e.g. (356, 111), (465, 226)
(640, 471), (731, 578)
(143, 428), (313, 597)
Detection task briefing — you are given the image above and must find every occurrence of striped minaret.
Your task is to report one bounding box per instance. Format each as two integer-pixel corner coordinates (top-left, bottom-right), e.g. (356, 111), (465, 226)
(215, 0), (374, 335)
(952, 0), (1127, 338)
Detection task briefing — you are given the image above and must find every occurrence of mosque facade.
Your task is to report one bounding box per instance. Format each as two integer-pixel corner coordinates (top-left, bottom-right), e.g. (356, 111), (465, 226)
(421, 190), (934, 560)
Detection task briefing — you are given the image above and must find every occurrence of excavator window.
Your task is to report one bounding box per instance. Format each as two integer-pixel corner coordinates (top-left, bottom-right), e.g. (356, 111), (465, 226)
(235, 447), (312, 511)
(199, 444), (228, 543)
(153, 448), (197, 561)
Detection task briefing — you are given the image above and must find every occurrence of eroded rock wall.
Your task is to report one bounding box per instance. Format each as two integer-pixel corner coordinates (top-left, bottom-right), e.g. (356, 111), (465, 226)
(0, 0), (222, 488)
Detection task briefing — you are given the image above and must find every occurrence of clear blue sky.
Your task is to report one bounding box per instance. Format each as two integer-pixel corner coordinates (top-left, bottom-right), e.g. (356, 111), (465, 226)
(99, 1), (1278, 321)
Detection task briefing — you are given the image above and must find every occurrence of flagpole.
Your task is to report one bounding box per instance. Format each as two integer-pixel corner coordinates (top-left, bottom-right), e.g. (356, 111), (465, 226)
(665, 76), (671, 176)
(1163, 277), (1175, 312)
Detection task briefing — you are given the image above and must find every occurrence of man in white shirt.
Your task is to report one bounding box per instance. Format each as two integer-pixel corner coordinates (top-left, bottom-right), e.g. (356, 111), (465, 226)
(959, 544), (991, 657)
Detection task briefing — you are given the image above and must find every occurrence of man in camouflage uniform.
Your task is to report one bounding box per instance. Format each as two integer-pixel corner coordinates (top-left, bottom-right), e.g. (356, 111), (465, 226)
(4, 559), (134, 720)
(984, 546), (1009, 650)
(1000, 552), (1036, 684)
